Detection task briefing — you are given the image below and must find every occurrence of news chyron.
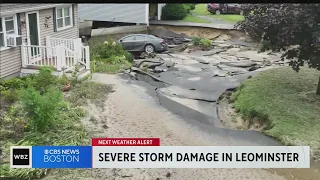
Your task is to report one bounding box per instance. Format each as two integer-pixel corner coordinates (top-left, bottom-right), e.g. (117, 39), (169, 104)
(10, 138), (310, 169)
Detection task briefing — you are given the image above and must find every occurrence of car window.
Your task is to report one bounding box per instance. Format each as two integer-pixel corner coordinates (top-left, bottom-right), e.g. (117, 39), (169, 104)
(122, 36), (135, 42)
(135, 35), (146, 41)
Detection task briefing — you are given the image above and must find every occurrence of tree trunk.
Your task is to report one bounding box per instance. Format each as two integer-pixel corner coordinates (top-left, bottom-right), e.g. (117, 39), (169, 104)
(317, 75), (320, 95)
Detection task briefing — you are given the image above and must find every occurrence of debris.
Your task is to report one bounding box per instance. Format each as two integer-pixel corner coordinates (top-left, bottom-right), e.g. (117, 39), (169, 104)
(165, 62), (175, 68)
(248, 66), (260, 71)
(140, 52), (157, 59)
(131, 67), (171, 85)
(222, 61), (257, 68)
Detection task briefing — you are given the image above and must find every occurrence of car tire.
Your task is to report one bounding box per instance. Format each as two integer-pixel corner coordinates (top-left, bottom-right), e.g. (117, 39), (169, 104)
(240, 10), (244, 15)
(215, 10), (221, 15)
(145, 44), (155, 54)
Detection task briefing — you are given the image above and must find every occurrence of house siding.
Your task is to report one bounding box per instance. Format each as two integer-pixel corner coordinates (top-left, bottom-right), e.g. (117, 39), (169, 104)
(0, 4), (79, 79)
(38, 5), (79, 46)
(0, 47), (22, 78)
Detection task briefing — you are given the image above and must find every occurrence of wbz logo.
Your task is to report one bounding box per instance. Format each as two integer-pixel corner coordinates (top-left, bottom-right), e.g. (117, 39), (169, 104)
(10, 146), (32, 168)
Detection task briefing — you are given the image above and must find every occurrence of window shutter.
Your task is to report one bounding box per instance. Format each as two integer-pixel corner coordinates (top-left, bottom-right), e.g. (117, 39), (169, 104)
(53, 8), (57, 32)
(17, 13), (22, 35)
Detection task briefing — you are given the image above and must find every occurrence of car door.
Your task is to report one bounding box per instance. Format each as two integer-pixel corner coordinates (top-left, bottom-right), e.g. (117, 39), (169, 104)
(132, 35), (147, 52)
(120, 36), (135, 51)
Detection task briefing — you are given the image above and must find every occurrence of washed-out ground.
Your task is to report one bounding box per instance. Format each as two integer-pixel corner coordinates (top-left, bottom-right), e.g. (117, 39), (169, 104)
(44, 74), (286, 180)
(45, 29), (320, 179)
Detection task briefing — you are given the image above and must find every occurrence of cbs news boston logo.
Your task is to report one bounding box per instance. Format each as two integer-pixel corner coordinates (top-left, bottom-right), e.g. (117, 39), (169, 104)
(10, 146), (32, 168)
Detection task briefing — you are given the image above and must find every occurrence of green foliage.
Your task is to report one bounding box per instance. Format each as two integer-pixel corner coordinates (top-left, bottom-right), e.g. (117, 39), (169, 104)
(19, 87), (63, 132)
(31, 66), (58, 94)
(88, 37), (133, 73)
(59, 73), (70, 85)
(192, 37), (202, 45)
(0, 78), (26, 90)
(71, 65), (80, 85)
(183, 4), (191, 13)
(0, 89), (19, 103)
(91, 38), (132, 61)
(0, 165), (46, 180)
(238, 4), (320, 95)
(184, 4), (196, 11)
(200, 38), (212, 48)
(192, 37), (212, 48)
(162, 4), (188, 20)
(238, 4), (320, 72)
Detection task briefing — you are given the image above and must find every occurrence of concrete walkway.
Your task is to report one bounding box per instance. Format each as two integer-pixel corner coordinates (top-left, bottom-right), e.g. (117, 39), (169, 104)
(149, 20), (237, 30)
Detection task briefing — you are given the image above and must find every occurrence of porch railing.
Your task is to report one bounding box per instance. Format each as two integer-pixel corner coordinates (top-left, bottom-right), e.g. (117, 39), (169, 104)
(45, 36), (90, 70)
(21, 44), (84, 71)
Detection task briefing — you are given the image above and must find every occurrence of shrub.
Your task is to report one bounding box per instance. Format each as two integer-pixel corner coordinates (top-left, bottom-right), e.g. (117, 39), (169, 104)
(184, 4), (196, 12)
(200, 38), (212, 48)
(183, 4), (191, 13)
(189, 4), (196, 10)
(161, 4), (188, 20)
(192, 37), (202, 45)
(31, 66), (58, 94)
(0, 89), (19, 103)
(19, 87), (63, 132)
(59, 73), (70, 85)
(0, 78), (26, 90)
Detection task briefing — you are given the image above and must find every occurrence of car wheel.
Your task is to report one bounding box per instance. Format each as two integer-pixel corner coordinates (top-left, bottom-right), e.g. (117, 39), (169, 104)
(145, 44), (155, 54)
(240, 10), (244, 15)
(215, 10), (221, 15)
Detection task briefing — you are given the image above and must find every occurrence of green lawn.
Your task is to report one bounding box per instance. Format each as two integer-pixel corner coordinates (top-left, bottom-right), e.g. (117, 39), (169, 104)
(180, 14), (211, 23)
(192, 4), (245, 23)
(231, 67), (320, 161)
(192, 3), (209, 15)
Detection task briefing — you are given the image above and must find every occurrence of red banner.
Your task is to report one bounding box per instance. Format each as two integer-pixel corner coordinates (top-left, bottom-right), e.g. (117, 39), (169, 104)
(92, 138), (160, 146)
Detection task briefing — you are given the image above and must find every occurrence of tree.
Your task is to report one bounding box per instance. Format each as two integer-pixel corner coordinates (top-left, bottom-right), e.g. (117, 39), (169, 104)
(237, 4), (320, 95)
(161, 4), (188, 20)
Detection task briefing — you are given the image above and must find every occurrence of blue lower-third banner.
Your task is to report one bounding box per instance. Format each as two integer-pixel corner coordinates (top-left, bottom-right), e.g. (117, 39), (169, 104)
(32, 146), (92, 168)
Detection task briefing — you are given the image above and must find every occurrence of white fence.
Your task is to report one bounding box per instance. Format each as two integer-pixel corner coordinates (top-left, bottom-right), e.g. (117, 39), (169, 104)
(21, 45), (84, 71)
(21, 37), (90, 71)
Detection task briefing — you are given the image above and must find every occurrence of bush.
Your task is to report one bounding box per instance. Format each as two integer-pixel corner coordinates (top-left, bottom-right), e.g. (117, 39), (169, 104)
(0, 78), (26, 90)
(192, 37), (202, 45)
(183, 4), (191, 13)
(184, 4), (196, 11)
(200, 38), (212, 48)
(161, 4), (188, 20)
(192, 37), (212, 48)
(31, 66), (59, 94)
(19, 87), (63, 133)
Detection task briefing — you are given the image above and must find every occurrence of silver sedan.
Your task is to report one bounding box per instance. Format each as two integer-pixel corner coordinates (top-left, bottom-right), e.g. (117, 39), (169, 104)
(117, 34), (168, 53)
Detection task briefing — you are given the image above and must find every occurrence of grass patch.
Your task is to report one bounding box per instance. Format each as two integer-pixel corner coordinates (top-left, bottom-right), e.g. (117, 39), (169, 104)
(192, 4), (209, 15)
(92, 59), (132, 74)
(180, 14), (211, 23)
(210, 14), (244, 23)
(192, 4), (244, 23)
(231, 67), (320, 161)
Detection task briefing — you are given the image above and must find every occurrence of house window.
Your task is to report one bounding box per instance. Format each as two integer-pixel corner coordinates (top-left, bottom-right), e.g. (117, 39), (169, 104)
(56, 6), (73, 31)
(0, 15), (18, 49)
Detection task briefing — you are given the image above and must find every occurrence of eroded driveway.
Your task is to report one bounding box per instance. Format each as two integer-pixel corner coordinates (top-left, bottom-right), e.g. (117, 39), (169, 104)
(128, 40), (286, 147)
